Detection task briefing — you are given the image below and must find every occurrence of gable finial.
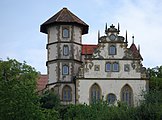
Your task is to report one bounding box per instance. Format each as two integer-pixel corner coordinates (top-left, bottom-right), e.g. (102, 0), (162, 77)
(138, 44), (140, 53)
(132, 35), (134, 44)
(105, 23), (107, 34)
(126, 30), (128, 43)
(118, 23), (120, 32)
(98, 30), (100, 43)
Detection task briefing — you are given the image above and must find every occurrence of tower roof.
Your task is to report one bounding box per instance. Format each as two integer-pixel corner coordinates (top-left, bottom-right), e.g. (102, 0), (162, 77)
(40, 8), (89, 34)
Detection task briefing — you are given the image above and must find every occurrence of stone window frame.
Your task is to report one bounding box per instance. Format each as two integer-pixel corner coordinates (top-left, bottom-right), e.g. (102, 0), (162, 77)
(105, 62), (111, 72)
(63, 45), (69, 56)
(94, 65), (100, 71)
(62, 64), (69, 75)
(62, 26), (70, 38)
(107, 93), (116, 104)
(121, 84), (133, 106)
(112, 62), (119, 72)
(109, 44), (117, 55)
(62, 85), (72, 102)
(124, 64), (130, 72)
(89, 83), (102, 103)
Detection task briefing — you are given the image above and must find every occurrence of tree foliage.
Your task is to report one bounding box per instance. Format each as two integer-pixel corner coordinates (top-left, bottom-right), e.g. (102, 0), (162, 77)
(0, 59), (43, 119)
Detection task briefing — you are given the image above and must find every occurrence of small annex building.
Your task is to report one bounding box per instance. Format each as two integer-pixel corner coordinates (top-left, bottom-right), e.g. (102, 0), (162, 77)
(40, 8), (149, 106)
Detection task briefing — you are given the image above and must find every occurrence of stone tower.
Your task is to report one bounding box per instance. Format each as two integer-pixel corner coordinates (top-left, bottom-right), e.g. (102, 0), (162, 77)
(40, 8), (88, 104)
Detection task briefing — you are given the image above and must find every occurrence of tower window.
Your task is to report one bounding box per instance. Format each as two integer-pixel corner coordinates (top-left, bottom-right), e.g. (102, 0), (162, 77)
(109, 45), (116, 55)
(113, 62), (119, 72)
(62, 28), (69, 38)
(105, 62), (111, 72)
(63, 45), (69, 56)
(62, 85), (72, 101)
(62, 65), (69, 75)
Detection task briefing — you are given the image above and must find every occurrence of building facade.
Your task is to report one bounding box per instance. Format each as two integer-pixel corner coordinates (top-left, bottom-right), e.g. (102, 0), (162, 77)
(40, 8), (149, 106)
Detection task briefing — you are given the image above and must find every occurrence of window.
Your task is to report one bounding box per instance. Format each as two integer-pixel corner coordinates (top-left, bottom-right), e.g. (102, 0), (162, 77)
(107, 93), (116, 104)
(62, 28), (69, 38)
(62, 65), (69, 75)
(113, 62), (119, 72)
(62, 85), (72, 101)
(94, 65), (100, 71)
(121, 84), (133, 106)
(106, 63), (111, 72)
(90, 83), (101, 103)
(124, 64), (130, 72)
(63, 45), (69, 56)
(109, 45), (116, 55)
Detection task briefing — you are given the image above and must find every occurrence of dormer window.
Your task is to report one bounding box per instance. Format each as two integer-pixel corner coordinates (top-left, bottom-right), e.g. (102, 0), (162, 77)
(109, 45), (116, 55)
(62, 27), (69, 38)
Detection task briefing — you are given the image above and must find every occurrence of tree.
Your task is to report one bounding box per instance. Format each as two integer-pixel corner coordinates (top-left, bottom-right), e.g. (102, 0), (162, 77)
(0, 59), (44, 120)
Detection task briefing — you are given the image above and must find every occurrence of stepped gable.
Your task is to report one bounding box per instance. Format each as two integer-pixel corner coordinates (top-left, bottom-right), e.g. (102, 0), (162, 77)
(40, 7), (89, 34)
(82, 44), (98, 55)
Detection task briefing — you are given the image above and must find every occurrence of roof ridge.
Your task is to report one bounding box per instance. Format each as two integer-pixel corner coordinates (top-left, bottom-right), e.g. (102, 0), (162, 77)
(55, 8), (64, 21)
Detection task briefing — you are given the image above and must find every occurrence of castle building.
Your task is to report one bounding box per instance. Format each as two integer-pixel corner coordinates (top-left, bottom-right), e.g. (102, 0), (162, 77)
(40, 8), (149, 106)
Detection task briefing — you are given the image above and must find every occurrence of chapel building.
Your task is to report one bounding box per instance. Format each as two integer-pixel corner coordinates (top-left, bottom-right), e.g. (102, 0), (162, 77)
(40, 8), (149, 106)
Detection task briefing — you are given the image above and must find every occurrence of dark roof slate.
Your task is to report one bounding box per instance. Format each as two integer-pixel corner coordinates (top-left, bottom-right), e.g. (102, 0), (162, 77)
(40, 8), (89, 34)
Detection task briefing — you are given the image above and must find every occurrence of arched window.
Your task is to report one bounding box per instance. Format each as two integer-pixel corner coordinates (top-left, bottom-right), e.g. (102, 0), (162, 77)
(107, 93), (116, 104)
(63, 45), (69, 56)
(90, 83), (101, 103)
(113, 62), (119, 72)
(121, 84), (133, 106)
(62, 65), (69, 75)
(106, 62), (111, 72)
(62, 28), (69, 38)
(62, 85), (72, 101)
(109, 45), (116, 55)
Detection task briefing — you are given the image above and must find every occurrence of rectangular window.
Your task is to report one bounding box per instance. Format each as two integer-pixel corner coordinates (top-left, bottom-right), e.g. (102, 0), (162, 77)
(124, 64), (130, 72)
(109, 45), (116, 55)
(94, 65), (100, 71)
(62, 27), (69, 38)
(113, 63), (119, 72)
(63, 45), (69, 56)
(63, 65), (69, 75)
(106, 63), (111, 72)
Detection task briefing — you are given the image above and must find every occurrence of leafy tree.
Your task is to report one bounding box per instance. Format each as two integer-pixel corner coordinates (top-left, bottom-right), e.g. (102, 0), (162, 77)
(0, 59), (44, 120)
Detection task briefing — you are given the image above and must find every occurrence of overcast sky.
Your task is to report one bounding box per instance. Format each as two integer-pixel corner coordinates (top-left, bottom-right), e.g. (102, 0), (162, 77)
(1, 0), (162, 74)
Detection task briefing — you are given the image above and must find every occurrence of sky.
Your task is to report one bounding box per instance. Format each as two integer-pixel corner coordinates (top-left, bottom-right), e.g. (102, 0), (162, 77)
(1, 0), (162, 74)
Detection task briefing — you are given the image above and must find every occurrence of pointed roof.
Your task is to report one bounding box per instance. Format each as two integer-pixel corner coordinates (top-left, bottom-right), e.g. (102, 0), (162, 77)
(40, 8), (89, 34)
(130, 43), (143, 60)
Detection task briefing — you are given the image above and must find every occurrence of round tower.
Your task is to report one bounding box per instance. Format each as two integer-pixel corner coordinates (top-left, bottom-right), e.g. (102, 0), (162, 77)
(40, 8), (88, 104)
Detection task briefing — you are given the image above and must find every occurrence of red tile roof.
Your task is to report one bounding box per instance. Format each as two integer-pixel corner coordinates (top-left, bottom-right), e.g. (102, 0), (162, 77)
(82, 44), (98, 55)
(40, 8), (89, 34)
(37, 74), (48, 92)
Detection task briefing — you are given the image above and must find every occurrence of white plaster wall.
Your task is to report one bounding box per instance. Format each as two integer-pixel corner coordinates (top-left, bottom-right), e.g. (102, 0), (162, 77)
(84, 60), (141, 78)
(48, 26), (58, 43)
(78, 79), (147, 106)
(48, 63), (57, 84)
(74, 44), (82, 61)
(98, 43), (126, 59)
(48, 44), (57, 61)
(73, 26), (82, 43)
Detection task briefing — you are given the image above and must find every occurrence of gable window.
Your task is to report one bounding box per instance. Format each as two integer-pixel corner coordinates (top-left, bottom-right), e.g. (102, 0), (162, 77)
(113, 62), (119, 72)
(121, 84), (133, 106)
(109, 45), (116, 55)
(63, 45), (69, 56)
(107, 93), (116, 104)
(62, 65), (69, 75)
(62, 85), (72, 101)
(62, 28), (69, 38)
(90, 83), (101, 103)
(106, 62), (111, 72)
